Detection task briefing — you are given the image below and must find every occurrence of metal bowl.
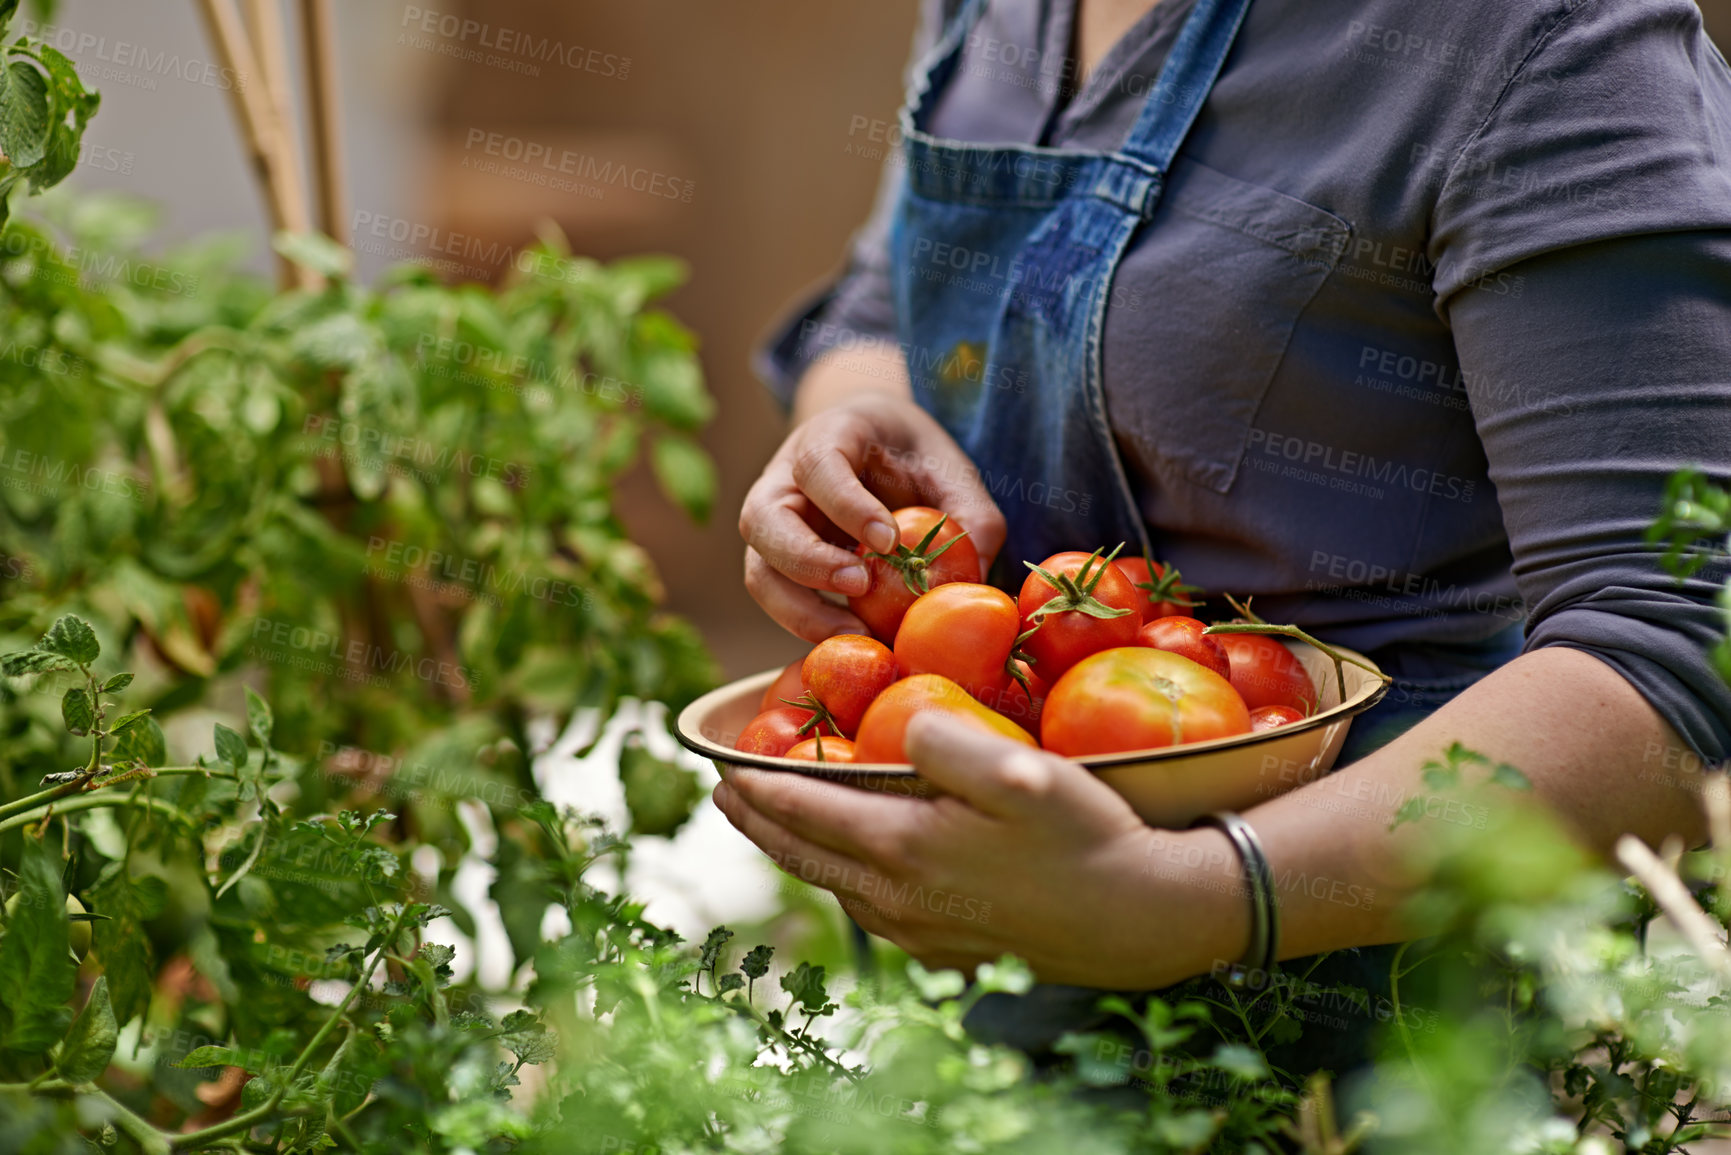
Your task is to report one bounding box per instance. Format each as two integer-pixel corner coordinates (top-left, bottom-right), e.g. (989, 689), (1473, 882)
(674, 640), (1388, 828)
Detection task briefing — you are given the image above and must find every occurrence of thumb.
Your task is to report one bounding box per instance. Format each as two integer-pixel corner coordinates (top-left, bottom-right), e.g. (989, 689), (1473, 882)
(903, 710), (1061, 820)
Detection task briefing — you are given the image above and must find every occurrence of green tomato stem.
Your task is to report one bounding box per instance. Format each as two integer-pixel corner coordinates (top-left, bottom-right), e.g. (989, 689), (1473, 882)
(0, 794), (192, 836)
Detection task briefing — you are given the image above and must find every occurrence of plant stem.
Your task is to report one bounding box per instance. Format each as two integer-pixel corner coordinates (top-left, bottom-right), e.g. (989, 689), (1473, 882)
(168, 909), (406, 1149)
(0, 766), (223, 825)
(0, 794), (191, 836)
(86, 1086), (173, 1155)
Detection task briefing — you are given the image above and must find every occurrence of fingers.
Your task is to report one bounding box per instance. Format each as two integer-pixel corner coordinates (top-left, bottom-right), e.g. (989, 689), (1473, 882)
(741, 478), (870, 594)
(789, 437), (899, 556)
(712, 778), (877, 895)
(720, 768), (922, 866)
(743, 549), (869, 642)
(903, 711), (1068, 821)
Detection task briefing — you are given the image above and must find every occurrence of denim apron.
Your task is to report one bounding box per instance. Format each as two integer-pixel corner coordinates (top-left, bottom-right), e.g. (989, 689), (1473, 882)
(889, 0), (1255, 575)
(881, 0), (1528, 1077)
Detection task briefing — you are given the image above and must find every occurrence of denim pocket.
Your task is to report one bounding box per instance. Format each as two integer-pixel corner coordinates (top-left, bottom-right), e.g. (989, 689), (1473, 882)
(1103, 156), (1352, 494)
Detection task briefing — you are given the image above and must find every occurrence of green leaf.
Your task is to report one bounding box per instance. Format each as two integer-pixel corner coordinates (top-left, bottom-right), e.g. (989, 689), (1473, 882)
(60, 686), (94, 736)
(1, 649), (77, 676)
(619, 736), (699, 837)
(55, 975), (117, 1083)
(244, 686), (273, 747)
(108, 708), (150, 735)
(213, 723), (248, 771)
(648, 433), (716, 525)
(40, 615), (99, 665)
(0, 839), (77, 1052)
(717, 973), (744, 995)
(697, 926), (733, 973)
(274, 230), (354, 279)
(740, 944), (774, 981)
(111, 715), (166, 768)
(176, 1045), (246, 1070)
(0, 59), (50, 170)
(99, 672), (133, 694)
(90, 864), (167, 1026)
(1211, 1042), (1270, 1081)
(778, 961), (832, 1016)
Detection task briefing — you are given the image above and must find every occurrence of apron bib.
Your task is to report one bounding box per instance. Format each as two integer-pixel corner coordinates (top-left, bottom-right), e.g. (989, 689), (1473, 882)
(889, 0), (1255, 574)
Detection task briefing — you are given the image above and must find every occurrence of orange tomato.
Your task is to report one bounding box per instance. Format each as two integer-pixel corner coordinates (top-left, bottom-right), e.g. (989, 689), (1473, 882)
(853, 674), (1037, 764)
(1017, 550), (1142, 682)
(893, 582), (1022, 701)
(735, 706), (833, 758)
(1041, 647), (1251, 757)
(848, 507), (980, 645)
(759, 657), (808, 712)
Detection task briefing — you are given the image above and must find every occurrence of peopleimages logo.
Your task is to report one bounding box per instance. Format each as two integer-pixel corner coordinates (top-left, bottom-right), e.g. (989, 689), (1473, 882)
(18, 20), (246, 90)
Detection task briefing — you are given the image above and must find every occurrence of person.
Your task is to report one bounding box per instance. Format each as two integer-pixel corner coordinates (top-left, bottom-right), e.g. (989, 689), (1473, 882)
(717, 0), (1731, 1067)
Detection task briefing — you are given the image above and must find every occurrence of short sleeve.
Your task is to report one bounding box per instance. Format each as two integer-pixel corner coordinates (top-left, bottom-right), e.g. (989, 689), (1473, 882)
(1430, 0), (1731, 307)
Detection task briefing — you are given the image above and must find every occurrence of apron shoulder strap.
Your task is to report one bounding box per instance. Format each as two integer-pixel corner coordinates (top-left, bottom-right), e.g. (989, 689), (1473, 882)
(1117, 0), (1255, 172)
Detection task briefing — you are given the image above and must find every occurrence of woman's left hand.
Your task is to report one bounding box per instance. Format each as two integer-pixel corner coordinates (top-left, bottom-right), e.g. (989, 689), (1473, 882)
(712, 712), (1243, 988)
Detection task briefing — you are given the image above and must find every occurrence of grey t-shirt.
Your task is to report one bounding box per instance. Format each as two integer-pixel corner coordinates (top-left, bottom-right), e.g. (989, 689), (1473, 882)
(759, 0), (1731, 762)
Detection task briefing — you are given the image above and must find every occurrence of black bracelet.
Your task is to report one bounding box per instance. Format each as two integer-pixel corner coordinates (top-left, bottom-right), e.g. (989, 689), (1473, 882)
(1189, 810), (1280, 987)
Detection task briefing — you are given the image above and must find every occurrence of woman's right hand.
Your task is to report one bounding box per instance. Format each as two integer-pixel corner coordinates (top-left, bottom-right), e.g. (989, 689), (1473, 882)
(739, 379), (1006, 642)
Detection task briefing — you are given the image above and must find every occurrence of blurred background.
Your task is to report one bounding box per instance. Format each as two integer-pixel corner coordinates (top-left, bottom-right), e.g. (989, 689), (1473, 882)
(35, 0), (1731, 684)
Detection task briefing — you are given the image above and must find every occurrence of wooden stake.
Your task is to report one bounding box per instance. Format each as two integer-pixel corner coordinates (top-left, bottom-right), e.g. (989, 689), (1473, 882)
(1617, 834), (1731, 980)
(193, 0), (317, 290)
(299, 0), (348, 244)
(244, 0), (312, 286)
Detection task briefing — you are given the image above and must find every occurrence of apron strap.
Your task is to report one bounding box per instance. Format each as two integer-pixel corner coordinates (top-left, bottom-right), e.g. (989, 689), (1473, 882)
(1116, 0), (1255, 172)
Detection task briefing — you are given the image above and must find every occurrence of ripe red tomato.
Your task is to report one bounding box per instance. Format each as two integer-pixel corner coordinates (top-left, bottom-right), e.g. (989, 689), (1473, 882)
(734, 706), (833, 758)
(894, 582), (1023, 701)
(1112, 556), (1203, 623)
(1249, 704), (1307, 732)
(1017, 549), (1142, 682)
(759, 658), (807, 712)
(977, 658), (1048, 731)
(1136, 616), (1231, 681)
(1042, 648), (1251, 757)
(801, 634), (898, 738)
(854, 674), (1037, 764)
(848, 507), (980, 645)
(1213, 633), (1318, 712)
(785, 735), (857, 763)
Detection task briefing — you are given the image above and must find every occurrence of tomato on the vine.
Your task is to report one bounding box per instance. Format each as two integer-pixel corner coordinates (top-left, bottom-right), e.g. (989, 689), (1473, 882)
(1137, 616), (1231, 681)
(1017, 547), (1141, 682)
(1249, 704), (1306, 732)
(785, 735), (857, 763)
(853, 674), (1037, 764)
(1041, 647), (1251, 757)
(1113, 555), (1203, 623)
(848, 507), (979, 645)
(800, 633), (898, 737)
(734, 706), (833, 757)
(893, 582), (1027, 702)
(1212, 633), (1318, 713)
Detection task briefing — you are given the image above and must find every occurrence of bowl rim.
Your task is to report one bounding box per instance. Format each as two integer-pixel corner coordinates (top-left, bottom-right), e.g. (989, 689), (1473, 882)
(674, 639), (1389, 776)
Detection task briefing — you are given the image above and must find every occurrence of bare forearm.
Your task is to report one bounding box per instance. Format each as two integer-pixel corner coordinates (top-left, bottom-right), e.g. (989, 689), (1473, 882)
(1170, 646), (1710, 976)
(791, 343), (911, 425)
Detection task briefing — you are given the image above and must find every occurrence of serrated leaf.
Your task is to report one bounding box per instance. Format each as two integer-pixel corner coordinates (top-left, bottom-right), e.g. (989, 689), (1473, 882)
(740, 944), (773, 981)
(717, 973), (744, 994)
(244, 686), (273, 747)
(99, 672), (133, 693)
(649, 433), (716, 525)
(111, 715), (166, 768)
(1211, 1042), (1269, 1081)
(778, 961), (831, 1016)
(619, 738), (699, 838)
(0, 839), (77, 1051)
(108, 708), (150, 735)
(0, 60), (49, 169)
(698, 926), (733, 973)
(1, 649), (77, 675)
(213, 723), (248, 771)
(55, 975), (117, 1083)
(90, 865), (167, 1025)
(60, 686), (93, 736)
(176, 1045), (245, 1070)
(40, 615), (99, 665)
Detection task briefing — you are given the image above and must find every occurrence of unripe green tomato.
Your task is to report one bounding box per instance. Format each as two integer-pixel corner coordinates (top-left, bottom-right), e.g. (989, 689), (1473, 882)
(3, 892), (91, 961)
